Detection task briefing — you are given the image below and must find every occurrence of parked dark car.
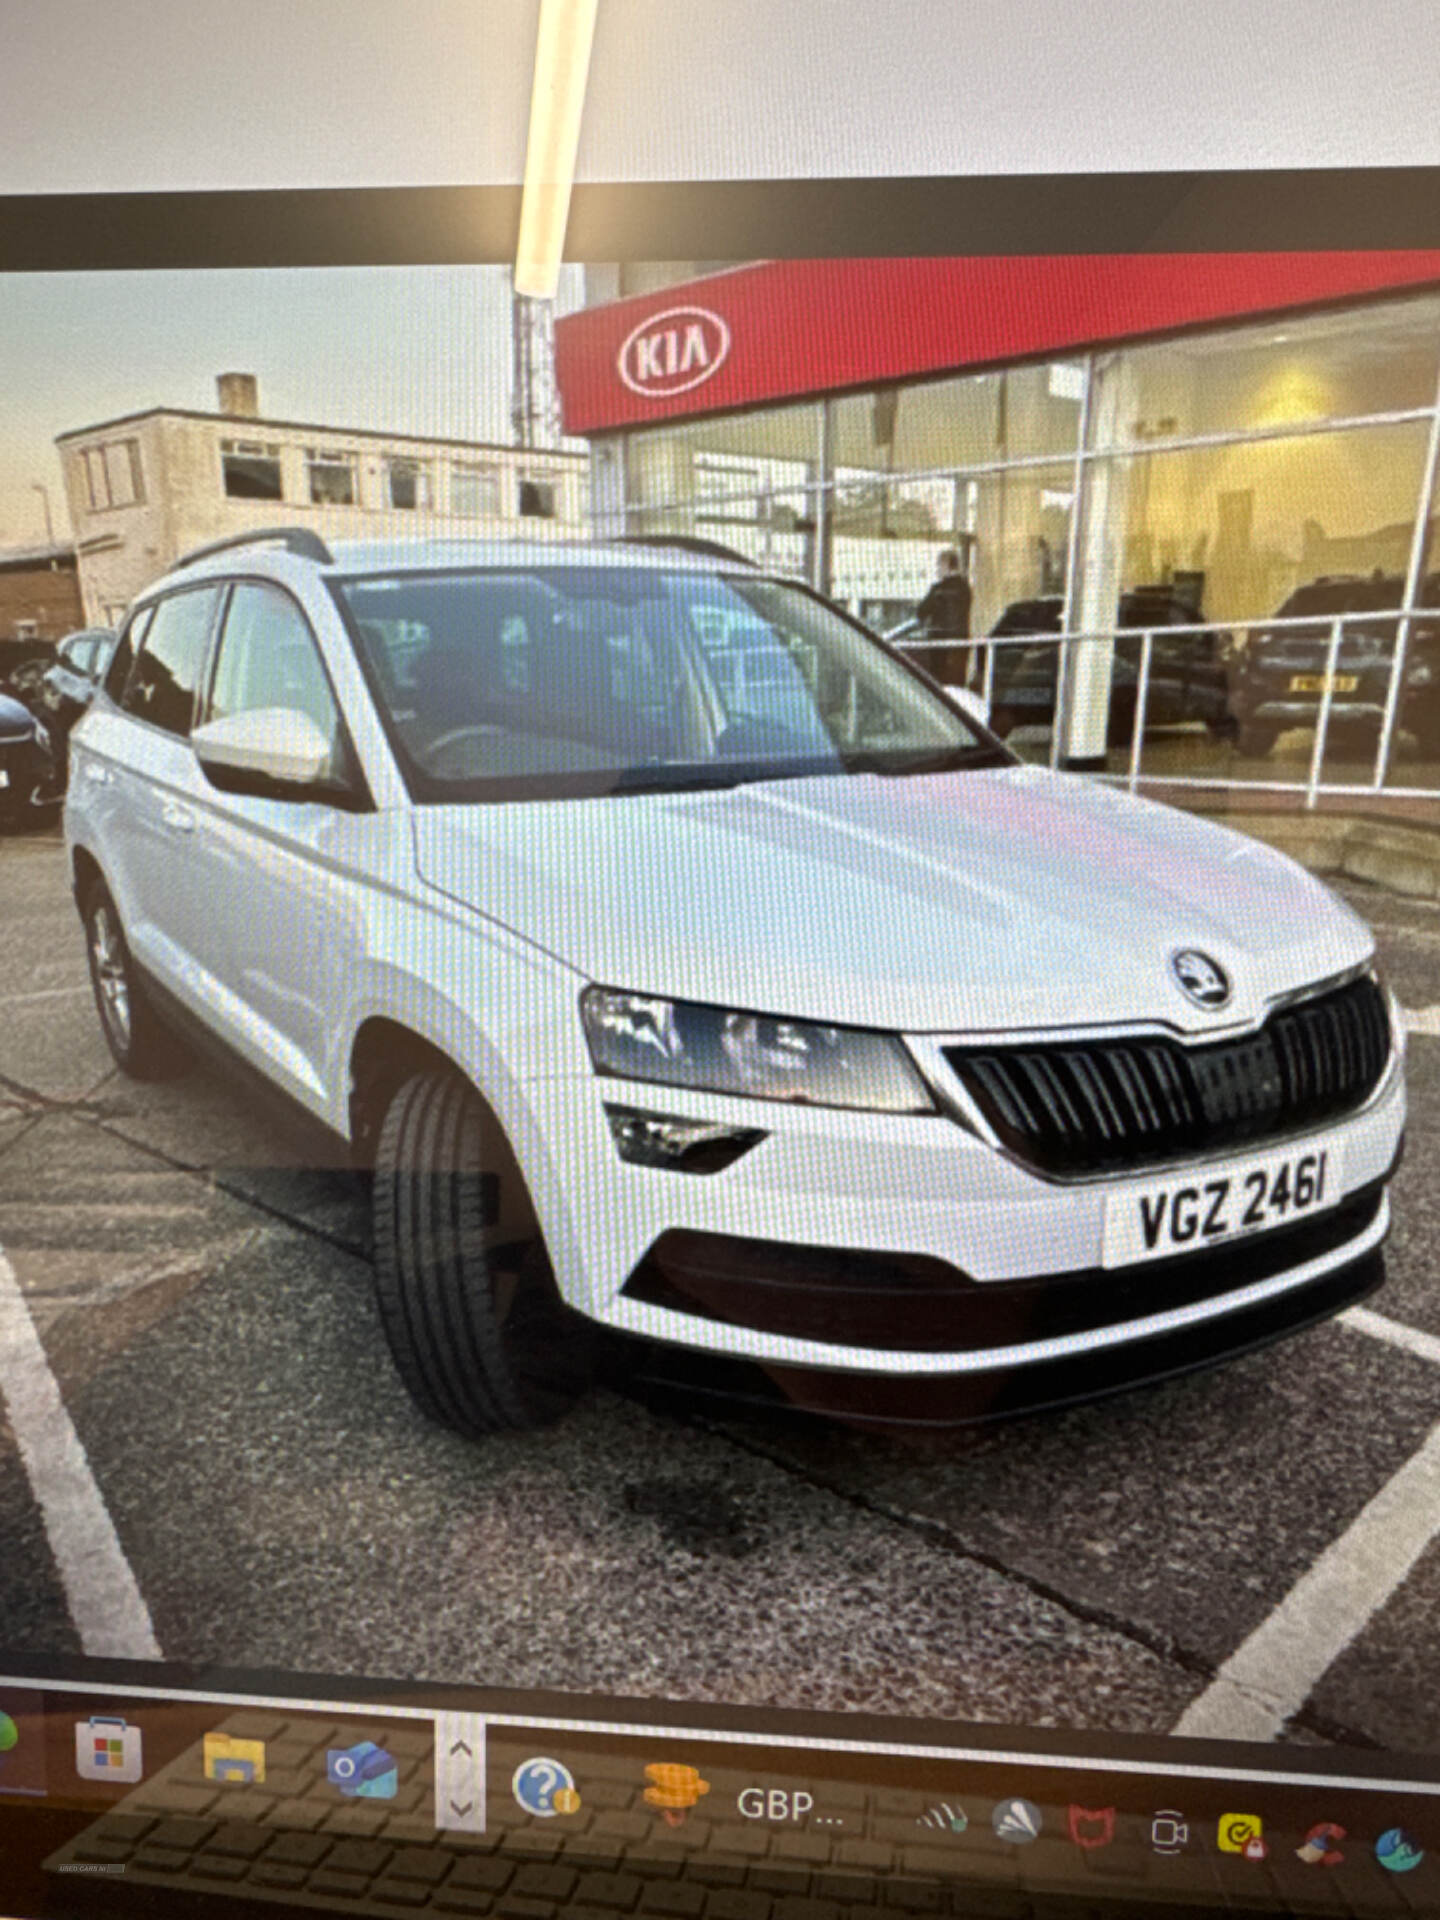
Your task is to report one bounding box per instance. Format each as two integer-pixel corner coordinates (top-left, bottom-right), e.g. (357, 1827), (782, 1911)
(35, 627), (117, 777)
(0, 689), (57, 829)
(0, 636), (53, 701)
(893, 588), (1233, 745)
(1229, 572), (1440, 759)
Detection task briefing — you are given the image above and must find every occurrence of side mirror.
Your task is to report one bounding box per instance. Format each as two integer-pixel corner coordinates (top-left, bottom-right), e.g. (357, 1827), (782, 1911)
(192, 706), (334, 791)
(947, 685), (991, 729)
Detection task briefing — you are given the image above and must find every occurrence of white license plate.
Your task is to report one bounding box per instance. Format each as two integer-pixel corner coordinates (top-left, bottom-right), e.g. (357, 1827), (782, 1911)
(1102, 1141), (1344, 1270)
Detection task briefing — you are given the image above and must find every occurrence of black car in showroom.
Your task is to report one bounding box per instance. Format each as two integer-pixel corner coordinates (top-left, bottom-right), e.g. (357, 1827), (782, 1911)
(0, 689), (56, 829)
(895, 587), (1234, 745)
(1229, 572), (1440, 759)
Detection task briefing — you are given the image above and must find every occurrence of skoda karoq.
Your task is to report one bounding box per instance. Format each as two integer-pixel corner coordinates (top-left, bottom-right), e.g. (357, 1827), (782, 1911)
(66, 530), (1405, 1434)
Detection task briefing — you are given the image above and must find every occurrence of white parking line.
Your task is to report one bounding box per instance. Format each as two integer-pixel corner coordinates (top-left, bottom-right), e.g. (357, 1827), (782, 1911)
(1343, 1304), (1440, 1369)
(0, 1243), (161, 1660)
(1405, 1004), (1440, 1036)
(1174, 1419), (1440, 1743)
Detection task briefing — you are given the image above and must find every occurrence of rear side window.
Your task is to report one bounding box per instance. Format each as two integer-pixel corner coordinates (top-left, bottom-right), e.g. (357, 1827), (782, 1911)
(102, 605), (154, 702)
(120, 586), (221, 737)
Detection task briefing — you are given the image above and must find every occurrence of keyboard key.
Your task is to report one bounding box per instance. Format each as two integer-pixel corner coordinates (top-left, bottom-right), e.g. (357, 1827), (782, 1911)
(880, 1885), (946, 1912)
(132, 1782), (219, 1817)
(433, 1890), (498, 1914)
(450, 1856), (516, 1893)
(266, 1831), (333, 1868)
(207, 1821), (272, 1860)
(327, 1838), (395, 1878)
(494, 1898), (559, 1920)
(833, 1844), (892, 1875)
(575, 1869), (644, 1909)
(192, 1854), (249, 1882)
(374, 1880), (435, 1908)
(250, 1863), (309, 1890)
(814, 1875), (880, 1903)
(686, 1862), (747, 1889)
(326, 1799), (394, 1836)
(89, 1815), (156, 1849)
(748, 1869), (811, 1897)
(771, 1833), (833, 1866)
(640, 1880), (707, 1916)
(773, 1900), (841, 1920)
(131, 1847), (191, 1875)
(512, 1866), (578, 1902)
(147, 1817), (216, 1852)
(311, 1870), (373, 1898)
(390, 1846), (459, 1885)
(70, 1842), (132, 1866)
(703, 1892), (773, 1920)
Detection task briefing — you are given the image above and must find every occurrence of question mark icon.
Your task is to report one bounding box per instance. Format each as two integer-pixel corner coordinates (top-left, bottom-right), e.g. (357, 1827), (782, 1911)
(513, 1758), (572, 1818)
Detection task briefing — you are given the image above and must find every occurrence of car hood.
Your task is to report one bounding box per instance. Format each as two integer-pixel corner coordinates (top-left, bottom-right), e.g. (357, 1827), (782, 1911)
(412, 765), (1371, 1036)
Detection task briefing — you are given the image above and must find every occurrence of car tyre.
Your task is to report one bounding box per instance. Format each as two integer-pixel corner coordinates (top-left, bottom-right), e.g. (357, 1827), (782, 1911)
(372, 1069), (595, 1435)
(81, 878), (182, 1079)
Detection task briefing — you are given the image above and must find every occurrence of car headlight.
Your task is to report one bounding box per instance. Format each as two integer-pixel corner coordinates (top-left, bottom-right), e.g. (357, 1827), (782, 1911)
(580, 988), (935, 1114)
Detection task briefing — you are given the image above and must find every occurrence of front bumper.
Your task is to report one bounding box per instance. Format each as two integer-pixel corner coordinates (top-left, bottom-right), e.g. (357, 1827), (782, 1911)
(523, 1052), (1404, 1382)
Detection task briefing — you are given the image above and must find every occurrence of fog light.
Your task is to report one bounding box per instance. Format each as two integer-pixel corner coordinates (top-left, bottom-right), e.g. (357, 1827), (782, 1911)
(604, 1104), (766, 1175)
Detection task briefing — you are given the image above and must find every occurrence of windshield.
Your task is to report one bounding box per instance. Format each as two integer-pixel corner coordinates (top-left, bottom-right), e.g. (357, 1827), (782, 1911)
(333, 564), (1007, 801)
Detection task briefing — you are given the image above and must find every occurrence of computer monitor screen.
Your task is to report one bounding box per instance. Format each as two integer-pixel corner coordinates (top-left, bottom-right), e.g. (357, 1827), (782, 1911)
(2, 8), (1440, 1916)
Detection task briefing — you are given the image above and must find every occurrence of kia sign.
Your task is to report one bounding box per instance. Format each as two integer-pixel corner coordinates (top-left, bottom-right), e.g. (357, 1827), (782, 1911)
(617, 305), (731, 399)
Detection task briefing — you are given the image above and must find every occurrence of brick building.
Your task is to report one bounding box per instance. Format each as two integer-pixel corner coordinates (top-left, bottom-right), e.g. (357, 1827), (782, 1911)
(0, 543), (84, 646)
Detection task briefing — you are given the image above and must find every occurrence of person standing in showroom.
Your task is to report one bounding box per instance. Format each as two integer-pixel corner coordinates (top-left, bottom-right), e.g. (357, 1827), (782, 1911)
(915, 546), (973, 686)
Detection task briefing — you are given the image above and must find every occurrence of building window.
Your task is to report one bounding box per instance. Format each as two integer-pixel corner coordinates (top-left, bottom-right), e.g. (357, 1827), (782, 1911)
(306, 448), (356, 506)
(15, 620), (38, 641)
(222, 439), (284, 501)
(387, 458), (432, 511)
(451, 463), (502, 518)
(519, 475), (558, 519)
(81, 438), (144, 511)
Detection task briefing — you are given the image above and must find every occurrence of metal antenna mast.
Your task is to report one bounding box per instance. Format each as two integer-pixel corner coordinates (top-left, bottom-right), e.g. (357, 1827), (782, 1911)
(510, 280), (561, 450)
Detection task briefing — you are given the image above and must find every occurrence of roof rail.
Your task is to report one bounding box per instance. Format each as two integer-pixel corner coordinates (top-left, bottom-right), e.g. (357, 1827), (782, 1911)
(173, 526), (334, 571)
(613, 534), (758, 567)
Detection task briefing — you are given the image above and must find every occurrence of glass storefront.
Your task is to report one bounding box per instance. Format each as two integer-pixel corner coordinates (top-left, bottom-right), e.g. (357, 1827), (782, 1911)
(614, 289), (1440, 794)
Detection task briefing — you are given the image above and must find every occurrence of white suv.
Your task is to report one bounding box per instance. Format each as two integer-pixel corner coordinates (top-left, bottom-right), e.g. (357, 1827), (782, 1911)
(66, 529), (1405, 1434)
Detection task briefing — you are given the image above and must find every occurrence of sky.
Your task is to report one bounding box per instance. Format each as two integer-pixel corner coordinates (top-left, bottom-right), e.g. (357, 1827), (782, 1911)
(0, 263), (583, 548)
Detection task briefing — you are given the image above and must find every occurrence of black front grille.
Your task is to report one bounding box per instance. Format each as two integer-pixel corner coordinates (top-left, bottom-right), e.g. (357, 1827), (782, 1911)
(945, 973), (1391, 1177)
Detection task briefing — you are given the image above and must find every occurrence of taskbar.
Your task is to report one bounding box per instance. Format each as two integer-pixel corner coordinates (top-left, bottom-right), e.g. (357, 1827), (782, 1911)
(0, 1658), (1437, 1917)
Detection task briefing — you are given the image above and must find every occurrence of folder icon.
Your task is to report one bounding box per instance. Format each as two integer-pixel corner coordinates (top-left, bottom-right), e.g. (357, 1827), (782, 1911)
(203, 1731), (266, 1785)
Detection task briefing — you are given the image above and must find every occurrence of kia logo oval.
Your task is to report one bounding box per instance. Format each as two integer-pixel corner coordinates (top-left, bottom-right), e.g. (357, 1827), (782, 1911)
(1170, 949), (1232, 1010)
(617, 305), (731, 398)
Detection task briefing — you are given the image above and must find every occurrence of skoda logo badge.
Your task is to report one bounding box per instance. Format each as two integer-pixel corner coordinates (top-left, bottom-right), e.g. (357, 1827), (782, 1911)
(1170, 949), (1231, 1010)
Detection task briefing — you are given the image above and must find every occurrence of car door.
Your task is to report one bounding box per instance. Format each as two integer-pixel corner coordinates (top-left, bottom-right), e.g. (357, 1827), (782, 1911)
(90, 585), (224, 1001)
(178, 579), (371, 1114)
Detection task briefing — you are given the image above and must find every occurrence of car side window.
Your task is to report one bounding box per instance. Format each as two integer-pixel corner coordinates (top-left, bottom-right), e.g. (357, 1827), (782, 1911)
(102, 606), (154, 704)
(120, 588), (221, 736)
(203, 582), (346, 779)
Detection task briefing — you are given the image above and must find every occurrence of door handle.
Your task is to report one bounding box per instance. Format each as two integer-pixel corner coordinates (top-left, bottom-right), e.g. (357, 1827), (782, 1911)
(161, 800), (197, 834)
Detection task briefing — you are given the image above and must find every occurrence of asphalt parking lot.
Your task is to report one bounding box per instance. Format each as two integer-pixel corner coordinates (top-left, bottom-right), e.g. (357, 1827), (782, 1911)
(1, 819), (1439, 1754)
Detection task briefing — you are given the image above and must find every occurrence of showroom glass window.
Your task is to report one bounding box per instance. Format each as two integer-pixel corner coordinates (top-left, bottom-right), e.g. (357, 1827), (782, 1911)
(827, 364), (1085, 633)
(1076, 294), (1440, 632)
(624, 403), (826, 582)
(119, 588), (222, 737)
